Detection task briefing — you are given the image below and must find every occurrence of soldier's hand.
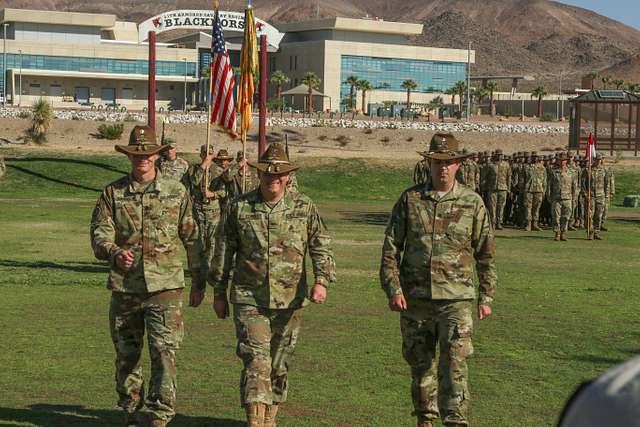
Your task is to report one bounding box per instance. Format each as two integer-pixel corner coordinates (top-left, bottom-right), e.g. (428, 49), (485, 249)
(204, 190), (215, 199)
(213, 297), (229, 319)
(478, 304), (492, 320)
(389, 294), (407, 312)
(115, 250), (135, 271)
(310, 284), (327, 304)
(189, 287), (205, 307)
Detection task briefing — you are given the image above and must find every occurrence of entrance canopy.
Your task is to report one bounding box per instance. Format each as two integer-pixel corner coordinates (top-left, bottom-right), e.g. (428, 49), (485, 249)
(282, 84), (324, 96)
(138, 10), (284, 49)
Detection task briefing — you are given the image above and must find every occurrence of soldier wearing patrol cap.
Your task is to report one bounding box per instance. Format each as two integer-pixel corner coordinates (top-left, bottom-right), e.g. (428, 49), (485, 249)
(90, 125), (205, 427)
(209, 142), (336, 427)
(548, 152), (575, 241)
(381, 132), (497, 427)
(228, 150), (260, 199)
(157, 137), (189, 181)
(522, 151), (547, 231)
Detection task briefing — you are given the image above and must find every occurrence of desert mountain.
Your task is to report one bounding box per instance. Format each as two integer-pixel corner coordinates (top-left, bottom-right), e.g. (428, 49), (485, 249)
(2, 0), (639, 90)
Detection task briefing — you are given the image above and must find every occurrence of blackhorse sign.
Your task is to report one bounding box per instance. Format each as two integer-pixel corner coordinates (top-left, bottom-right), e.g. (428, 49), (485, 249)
(138, 9), (284, 48)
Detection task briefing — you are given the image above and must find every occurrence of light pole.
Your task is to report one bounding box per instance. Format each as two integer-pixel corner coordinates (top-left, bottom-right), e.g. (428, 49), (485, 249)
(2, 23), (8, 107)
(183, 58), (187, 113)
(559, 70), (565, 119)
(18, 48), (22, 107)
(466, 41), (471, 122)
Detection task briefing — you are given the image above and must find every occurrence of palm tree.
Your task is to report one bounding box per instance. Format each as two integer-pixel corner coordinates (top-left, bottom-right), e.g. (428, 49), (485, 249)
(473, 87), (489, 115)
(627, 83), (639, 94)
(530, 85), (548, 118)
(585, 72), (599, 90)
(601, 76), (611, 89)
(613, 79), (625, 89)
(270, 70), (290, 112)
(300, 71), (321, 113)
(427, 96), (444, 116)
(356, 79), (373, 114)
(401, 79), (418, 108)
(452, 81), (467, 116)
(445, 86), (457, 106)
(345, 75), (359, 111)
(486, 81), (499, 116)
(30, 98), (53, 144)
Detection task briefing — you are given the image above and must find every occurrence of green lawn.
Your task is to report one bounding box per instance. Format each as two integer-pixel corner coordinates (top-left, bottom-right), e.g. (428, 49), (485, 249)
(1, 151), (639, 427)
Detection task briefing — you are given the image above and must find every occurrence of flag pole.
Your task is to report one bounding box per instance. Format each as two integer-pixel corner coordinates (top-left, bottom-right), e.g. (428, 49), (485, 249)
(203, 0), (220, 195)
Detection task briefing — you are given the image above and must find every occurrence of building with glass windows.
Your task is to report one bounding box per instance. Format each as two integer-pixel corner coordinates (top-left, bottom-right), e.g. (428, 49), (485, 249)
(0, 8), (474, 113)
(274, 17), (474, 112)
(0, 8), (198, 109)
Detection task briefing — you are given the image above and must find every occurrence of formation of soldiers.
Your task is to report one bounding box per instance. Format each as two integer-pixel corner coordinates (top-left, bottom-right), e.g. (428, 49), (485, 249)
(414, 148), (616, 240)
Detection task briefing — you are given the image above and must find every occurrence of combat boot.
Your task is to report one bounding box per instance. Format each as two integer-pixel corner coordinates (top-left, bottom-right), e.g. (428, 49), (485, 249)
(594, 232), (602, 240)
(532, 223), (541, 231)
(123, 412), (140, 427)
(560, 232), (567, 241)
(245, 403), (266, 427)
(568, 224), (577, 231)
(496, 223), (503, 230)
(417, 418), (433, 427)
(263, 404), (279, 427)
(554, 232), (560, 241)
(601, 226), (608, 231)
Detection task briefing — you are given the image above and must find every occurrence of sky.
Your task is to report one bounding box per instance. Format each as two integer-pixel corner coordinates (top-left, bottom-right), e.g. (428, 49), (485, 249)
(557, 0), (639, 29)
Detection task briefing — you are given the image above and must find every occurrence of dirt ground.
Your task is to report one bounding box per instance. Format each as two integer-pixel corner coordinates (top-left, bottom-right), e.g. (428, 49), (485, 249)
(2, 117), (640, 168)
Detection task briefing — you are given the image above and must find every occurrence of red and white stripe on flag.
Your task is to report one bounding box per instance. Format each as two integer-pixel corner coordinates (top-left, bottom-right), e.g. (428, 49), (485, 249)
(586, 132), (596, 160)
(210, 11), (237, 138)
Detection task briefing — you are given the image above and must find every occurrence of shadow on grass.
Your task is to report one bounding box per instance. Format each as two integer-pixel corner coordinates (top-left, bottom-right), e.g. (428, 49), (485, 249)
(0, 259), (109, 273)
(0, 404), (245, 426)
(7, 164), (103, 193)
(339, 210), (389, 226)
(7, 157), (127, 175)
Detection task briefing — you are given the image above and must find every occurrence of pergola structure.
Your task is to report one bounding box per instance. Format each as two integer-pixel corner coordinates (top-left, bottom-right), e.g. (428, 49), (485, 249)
(569, 90), (640, 156)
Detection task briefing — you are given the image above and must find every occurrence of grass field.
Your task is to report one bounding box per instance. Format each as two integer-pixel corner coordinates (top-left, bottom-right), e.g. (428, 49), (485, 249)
(1, 151), (639, 427)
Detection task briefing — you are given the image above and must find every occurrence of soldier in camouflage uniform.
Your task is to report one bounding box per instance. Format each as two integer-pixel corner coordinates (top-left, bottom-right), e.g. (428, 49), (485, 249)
(157, 138), (189, 181)
(585, 154), (607, 240)
(228, 150), (260, 199)
(522, 152), (547, 231)
(90, 126), (205, 427)
(567, 155), (581, 230)
(575, 156), (587, 228)
(414, 152), (431, 185)
(380, 133), (497, 427)
(548, 152), (575, 241)
(182, 145), (227, 276)
(484, 149), (511, 229)
(208, 143), (336, 427)
(0, 155), (5, 178)
(602, 160), (615, 231)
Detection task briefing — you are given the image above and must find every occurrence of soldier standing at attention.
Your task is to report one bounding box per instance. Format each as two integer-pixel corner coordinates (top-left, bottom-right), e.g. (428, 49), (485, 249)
(487, 149), (511, 229)
(208, 143), (336, 427)
(602, 159), (615, 231)
(548, 152), (575, 241)
(380, 132), (497, 427)
(586, 154), (607, 240)
(157, 138), (189, 181)
(182, 145), (226, 276)
(228, 150), (260, 199)
(0, 155), (5, 178)
(90, 126), (204, 427)
(522, 152), (547, 231)
(567, 155), (580, 231)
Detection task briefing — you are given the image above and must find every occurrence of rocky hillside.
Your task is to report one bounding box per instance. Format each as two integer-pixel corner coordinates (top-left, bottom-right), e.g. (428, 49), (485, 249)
(2, 0), (640, 90)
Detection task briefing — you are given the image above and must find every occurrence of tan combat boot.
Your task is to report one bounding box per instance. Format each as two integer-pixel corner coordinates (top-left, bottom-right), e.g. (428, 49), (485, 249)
(149, 420), (167, 427)
(263, 404), (279, 427)
(560, 232), (567, 241)
(417, 419), (433, 427)
(554, 232), (560, 241)
(245, 403), (266, 427)
(532, 222), (541, 231)
(594, 232), (602, 240)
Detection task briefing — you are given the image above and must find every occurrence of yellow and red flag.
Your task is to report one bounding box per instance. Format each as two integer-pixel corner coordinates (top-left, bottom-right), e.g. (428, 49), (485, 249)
(237, 5), (258, 139)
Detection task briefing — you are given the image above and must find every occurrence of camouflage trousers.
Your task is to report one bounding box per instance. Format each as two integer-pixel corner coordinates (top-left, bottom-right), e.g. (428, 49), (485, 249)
(401, 299), (474, 426)
(552, 199), (572, 232)
(523, 192), (544, 227)
(109, 289), (184, 422)
(603, 196), (611, 225)
(487, 191), (508, 227)
(233, 304), (302, 406)
(590, 197), (606, 232)
(194, 207), (221, 277)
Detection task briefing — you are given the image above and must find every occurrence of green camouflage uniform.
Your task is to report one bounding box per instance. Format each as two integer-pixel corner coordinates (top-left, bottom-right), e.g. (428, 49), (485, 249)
(90, 173), (204, 423)
(484, 160), (511, 228)
(586, 165), (607, 233)
(568, 162), (581, 227)
(414, 159), (430, 185)
(229, 167), (260, 200)
(522, 163), (547, 228)
(209, 189), (336, 407)
(380, 181), (497, 426)
(286, 171), (300, 193)
(455, 158), (479, 192)
(603, 166), (615, 227)
(0, 156), (5, 178)
(182, 163), (226, 276)
(158, 157), (189, 181)
(548, 166), (575, 232)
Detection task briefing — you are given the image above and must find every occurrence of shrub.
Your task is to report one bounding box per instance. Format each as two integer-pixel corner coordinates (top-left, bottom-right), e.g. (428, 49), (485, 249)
(318, 135), (328, 141)
(18, 110), (31, 119)
(363, 128), (374, 134)
(335, 135), (352, 147)
(406, 136), (414, 142)
(29, 99), (53, 144)
(97, 123), (124, 140)
(541, 113), (556, 122)
(380, 136), (390, 143)
(123, 114), (137, 122)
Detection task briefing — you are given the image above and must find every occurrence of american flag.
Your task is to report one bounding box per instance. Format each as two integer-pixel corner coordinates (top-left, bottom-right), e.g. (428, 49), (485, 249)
(210, 10), (237, 138)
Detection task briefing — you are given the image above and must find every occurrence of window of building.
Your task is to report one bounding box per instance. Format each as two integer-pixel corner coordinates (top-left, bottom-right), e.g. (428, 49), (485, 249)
(49, 84), (62, 97)
(29, 83), (41, 96)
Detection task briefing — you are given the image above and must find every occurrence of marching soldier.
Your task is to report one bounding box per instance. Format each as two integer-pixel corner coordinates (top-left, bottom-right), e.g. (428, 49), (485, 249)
(548, 152), (575, 241)
(90, 126), (204, 427)
(228, 150), (260, 199)
(157, 138), (189, 181)
(209, 143), (336, 427)
(585, 154), (607, 240)
(380, 132), (497, 427)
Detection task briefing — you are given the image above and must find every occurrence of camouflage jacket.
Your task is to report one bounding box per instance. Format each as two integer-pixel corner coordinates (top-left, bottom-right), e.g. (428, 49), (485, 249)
(209, 189), (336, 309)
(380, 181), (497, 305)
(568, 164), (581, 199)
(413, 159), (430, 185)
(548, 167), (575, 201)
(605, 166), (615, 198)
(523, 163), (547, 193)
(287, 172), (299, 194)
(585, 166), (607, 199)
(455, 159), (479, 190)
(229, 169), (260, 200)
(182, 163), (226, 211)
(90, 173), (204, 293)
(158, 157), (189, 181)
(484, 161), (511, 192)
(0, 156), (5, 178)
